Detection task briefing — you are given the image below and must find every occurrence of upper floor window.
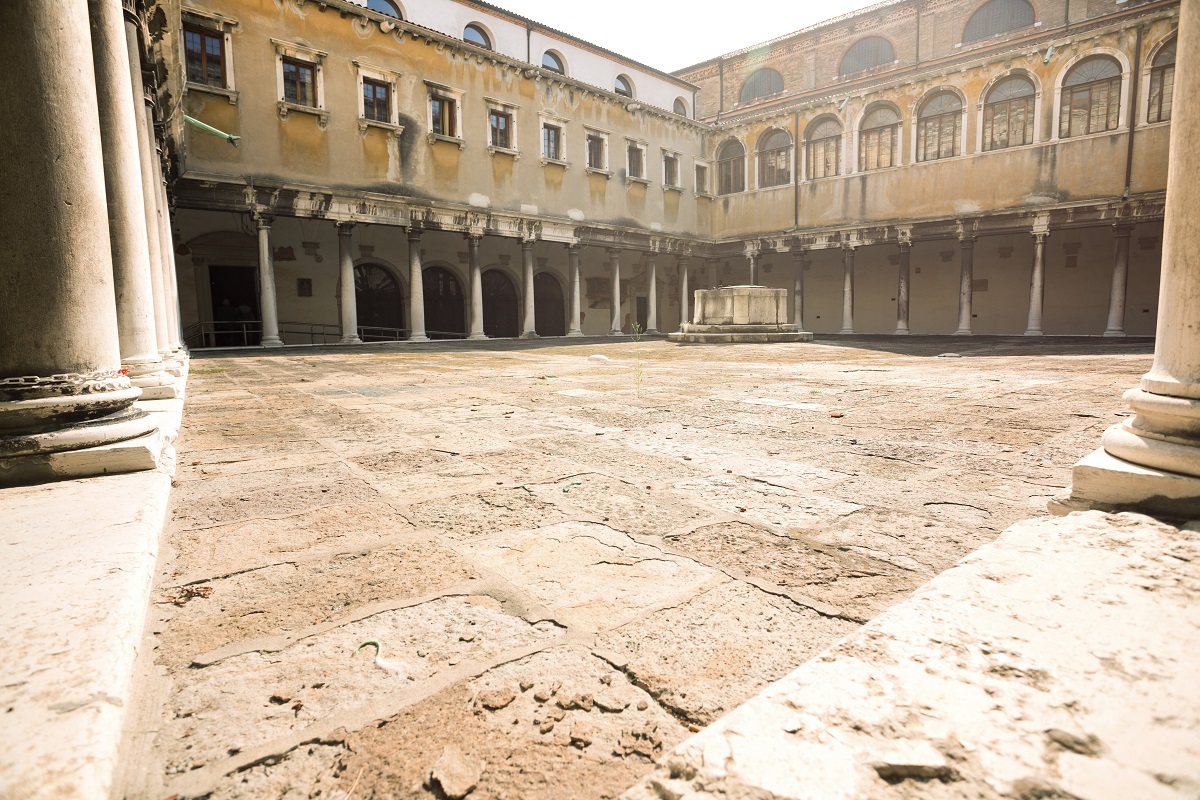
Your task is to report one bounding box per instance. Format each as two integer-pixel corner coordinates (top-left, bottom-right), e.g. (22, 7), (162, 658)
(184, 26), (225, 87)
(740, 69), (784, 104)
(542, 122), (564, 161)
(542, 50), (566, 75)
(614, 75), (634, 98)
(962, 0), (1035, 43)
(1060, 56), (1122, 139)
(464, 24), (491, 49)
(916, 92), (962, 162)
(695, 162), (709, 194)
(489, 109), (512, 149)
(859, 105), (901, 171)
(366, 0), (402, 18)
(273, 39), (326, 124)
(716, 139), (746, 195)
(663, 150), (680, 188)
(1149, 40), (1176, 123)
(673, 97), (689, 117)
(757, 128), (792, 187)
(840, 37), (895, 77)
(983, 75), (1035, 151)
(426, 82), (463, 141)
(282, 57), (315, 106)
(627, 140), (647, 180)
(362, 78), (390, 122)
(806, 117), (842, 180)
(586, 130), (608, 171)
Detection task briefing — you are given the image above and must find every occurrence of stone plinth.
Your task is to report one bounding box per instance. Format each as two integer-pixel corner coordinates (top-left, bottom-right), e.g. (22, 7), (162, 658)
(669, 286), (811, 344)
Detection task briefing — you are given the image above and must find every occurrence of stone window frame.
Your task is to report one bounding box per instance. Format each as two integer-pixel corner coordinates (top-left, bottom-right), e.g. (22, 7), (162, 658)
(694, 159), (712, 197)
(181, 6), (238, 104)
(661, 148), (682, 192)
(353, 61), (404, 137)
(271, 38), (328, 127)
(1142, 35), (1177, 126)
(803, 115), (844, 182)
(584, 127), (610, 176)
(975, 69), (1043, 153)
(1050, 49), (1131, 142)
(912, 88), (967, 164)
(539, 112), (569, 168)
(755, 127), (794, 189)
(625, 138), (649, 186)
(484, 96), (520, 158)
(426, 80), (465, 148)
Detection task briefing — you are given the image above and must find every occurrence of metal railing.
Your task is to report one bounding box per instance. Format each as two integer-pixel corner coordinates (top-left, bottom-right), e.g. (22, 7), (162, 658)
(183, 321), (262, 349)
(185, 321), (473, 348)
(279, 320), (343, 345)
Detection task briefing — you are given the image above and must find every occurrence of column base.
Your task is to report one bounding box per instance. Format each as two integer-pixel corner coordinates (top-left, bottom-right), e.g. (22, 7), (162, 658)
(565, 330), (584, 338)
(1103, 329), (1127, 338)
(1024, 329), (1044, 337)
(408, 334), (430, 342)
(0, 407), (161, 487)
(893, 327), (910, 335)
(838, 328), (855, 335)
(608, 330), (625, 336)
(953, 328), (973, 336)
(467, 333), (488, 340)
(1049, 447), (1200, 519)
(519, 331), (539, 339)
(338, 335), (363, 345)
(260, 337), (283, 348)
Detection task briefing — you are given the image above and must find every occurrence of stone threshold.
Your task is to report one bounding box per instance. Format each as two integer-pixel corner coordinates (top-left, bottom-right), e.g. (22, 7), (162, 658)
(0, 390), (184, 800)
(624, 510), (1200, 800)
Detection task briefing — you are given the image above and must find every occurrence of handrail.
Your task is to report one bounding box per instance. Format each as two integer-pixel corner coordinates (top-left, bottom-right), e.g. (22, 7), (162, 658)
(185, 321), (475, 347)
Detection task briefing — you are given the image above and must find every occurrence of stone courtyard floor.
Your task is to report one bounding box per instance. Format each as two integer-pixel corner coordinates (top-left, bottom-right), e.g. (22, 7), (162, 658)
(116, 336), (1155, 800)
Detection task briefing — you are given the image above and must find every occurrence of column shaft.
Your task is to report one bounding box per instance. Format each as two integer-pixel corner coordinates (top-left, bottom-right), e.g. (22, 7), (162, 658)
(748, 253), (758, 286)
(1025, 231), (1048, 336)
(338, 223), (361, 344)
(567, 244), (583, 336)
(609, 249), (623, 335)
(408, 228), (428, 341)
(520, 240), (537, 338)
(1104, 224), (1133, 337)
(954, 237), (975, 335)
(646, 256), (658, 333)
(146, 108), (182, 351)
(256, 217), (283, 347)
(840, 246), (855, 334)
(678, 255), (690, 328)
(895, 242), (911, 334)
(793, 251), (808, 332)
(467, 234), (486, 339)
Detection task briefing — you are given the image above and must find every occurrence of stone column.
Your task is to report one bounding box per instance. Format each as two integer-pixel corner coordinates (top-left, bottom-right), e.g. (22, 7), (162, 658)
(954, 234), (975, 336)
(146, 108), (183, 353)
(88, 0), (174, 398)
(337, 222), (361, 344)
(707, 258), (719, 289)
(1059, 0), (1200, 516)
(792, 249), (808, 332)
(609, 248), (623, 335)
(567, 243), (583, 337)
(467, 233), (486, 339)
(520, 239), (537, 338)
(1025, 229), (1049, 336)
(839, 244), (855, 334)
(255, 215), (283, 347)
(678, 254), (690, 328)
(408, 226), (428, 341)
(0, 0), (159, 485)
(1104, 223), (1134, 337)
(748, 251), (759, 286)
(895, 238), (911, 335)
(646, 254), (658, 334)
(125, 17), (171, 359)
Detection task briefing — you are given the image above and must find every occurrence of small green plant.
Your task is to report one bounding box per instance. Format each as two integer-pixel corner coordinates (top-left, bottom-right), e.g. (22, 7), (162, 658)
(191, 367), (228, 375)
(631, 322), (644, 398)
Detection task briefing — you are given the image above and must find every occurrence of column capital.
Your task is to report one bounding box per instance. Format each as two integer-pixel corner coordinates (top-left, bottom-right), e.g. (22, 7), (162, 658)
(841, 241), (857, 253)
(567, 240), (583, 252)
(407, 225), (423, 242)
(1032, 229), (1050, 244)
(790, 246), (808, 261)
(252, 212), (273, 229)
(464, 231), (482, 245)
(520, 238), (535, 251)
(607, 247), (623, 258)
(336, 221), (355, 234)
(960, 236), (977, 249)
(1113, 221), (1135, 237)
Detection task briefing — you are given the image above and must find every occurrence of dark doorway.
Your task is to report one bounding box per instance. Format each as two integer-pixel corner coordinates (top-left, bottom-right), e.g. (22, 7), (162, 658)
(355, 262), (405, 340)
(534, 272), (566, 336)
(423, 266), (466, 339)
(636, 295), (649, 333)
(208, 264), (259, 346)
(482, 269), (519, 338)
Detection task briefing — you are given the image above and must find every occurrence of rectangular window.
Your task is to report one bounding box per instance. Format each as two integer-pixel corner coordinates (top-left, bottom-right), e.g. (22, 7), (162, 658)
(807, 136), (840, 179)
(1149, 64), (1174, 123)
(695, 163), (708, 193)
(627, 141), (645, 179)
(184, 26), (225, 87)
(489, 109), (512, 149)
(542, 124), (563, 160)
(362, 78), (390, 123)
(663, 153), (679, 187)
(1061, 78), (1122, 138)
(983, 97), (1034, 151)
(586, 132), (607, 170)
(859, 124), (898, 171)
(282, 57), (315, 106)
(431, 94), (457, 137)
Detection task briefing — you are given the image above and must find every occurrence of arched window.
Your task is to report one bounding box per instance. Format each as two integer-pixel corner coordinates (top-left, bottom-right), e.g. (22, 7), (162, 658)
(916, 92), (962, 162)
(757, 128), (792, 188)
(1149, 39), (1176, 123)
(463, 24), (491, 49)
(541, 50), (565, 75)
(673, 97), (689, 117)
(840, 37), (895, 77)
(740, 69), (784, 104)
(716, 139), (746, 195)
(859, 105), (901, 171)
(1060, 56), (1122, 138)
(963, 0), (1035, 43)
(614, 75), (634, 98)
(806, 117), (842, 179)
(983, 76), (1036, 151)
(366, 0), (402, 18)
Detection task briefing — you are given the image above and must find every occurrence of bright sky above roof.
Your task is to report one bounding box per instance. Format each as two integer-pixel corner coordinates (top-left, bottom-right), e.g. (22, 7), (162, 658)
(488, 0), (886, 73)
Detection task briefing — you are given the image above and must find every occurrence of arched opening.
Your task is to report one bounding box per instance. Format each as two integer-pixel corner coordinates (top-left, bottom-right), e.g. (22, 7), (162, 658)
(355, 263), (405, 341)
(423, 266), (466, 339)
(740, 69), (784, 104)
(916, 91), (963, 162)
(859, 105), (902, 171)
(983, 75), (1036, 150)
(757, 128), (792, 187)
(673, 97), (689, 117)
(1149, 38), (1176, 123)
(839, 37), (895, 77)
(716, 138), (746, 195)
(464, 23), (491, 50)
(542, 50), (566, 75)
(614, 74), (634, 98)
(366, 0), (402, 18)
(534, 272), (566, 336)
(482, 269), (520, 338)
(805, 117), (843, 179)
(1060, 56), (1122, 138)
(963, 0), (1035, 43)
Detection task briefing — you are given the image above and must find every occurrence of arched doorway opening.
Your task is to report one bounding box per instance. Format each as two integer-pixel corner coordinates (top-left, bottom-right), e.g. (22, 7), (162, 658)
(534, 272), (566, 336)
(423, 265), (466, 339)
(482, 269), (519, 338)
(354, 262), (404, 340)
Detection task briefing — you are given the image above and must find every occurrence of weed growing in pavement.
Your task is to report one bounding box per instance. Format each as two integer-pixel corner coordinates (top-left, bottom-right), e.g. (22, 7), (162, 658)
(632, 322), (644, 398)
